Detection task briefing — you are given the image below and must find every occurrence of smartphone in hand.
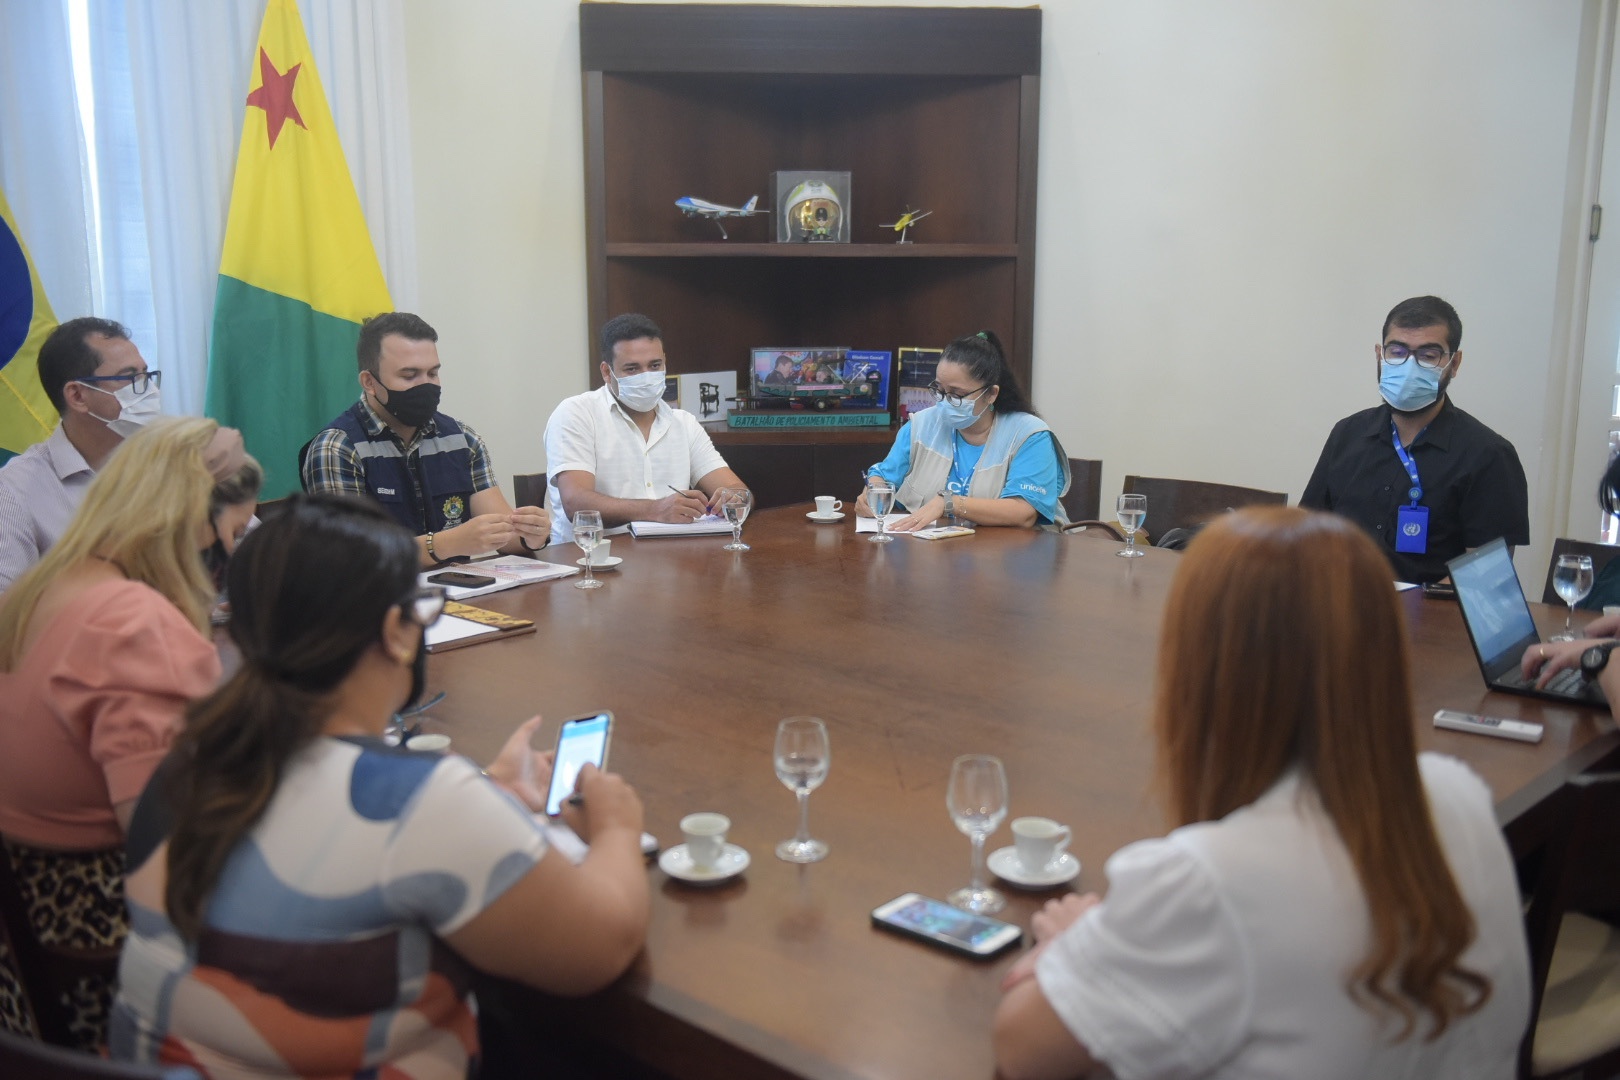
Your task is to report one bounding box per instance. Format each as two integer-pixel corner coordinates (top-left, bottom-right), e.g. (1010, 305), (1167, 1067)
(544, 712), (613, 817)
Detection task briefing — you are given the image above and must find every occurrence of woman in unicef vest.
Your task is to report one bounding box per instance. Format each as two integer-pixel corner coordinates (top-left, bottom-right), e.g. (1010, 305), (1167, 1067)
(858, 331), (1070, 530)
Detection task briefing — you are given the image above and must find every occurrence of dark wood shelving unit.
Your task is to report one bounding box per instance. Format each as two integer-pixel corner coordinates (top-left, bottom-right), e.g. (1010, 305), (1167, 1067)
(579, 3), (1042, 506)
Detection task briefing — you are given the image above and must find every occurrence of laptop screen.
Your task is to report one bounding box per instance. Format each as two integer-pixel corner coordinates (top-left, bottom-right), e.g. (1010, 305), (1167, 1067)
(1450, 539), (1539, 671)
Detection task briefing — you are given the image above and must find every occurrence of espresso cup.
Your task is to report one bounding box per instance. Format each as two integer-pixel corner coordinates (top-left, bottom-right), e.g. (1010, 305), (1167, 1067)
(680, 812), (730, 871)
(406, 733), (452, 752)
(814, 496), (844, 516)
(589, 538), (614, 565)
(1012, 816), (1071, 874)
(1605, 605), (1620, 618)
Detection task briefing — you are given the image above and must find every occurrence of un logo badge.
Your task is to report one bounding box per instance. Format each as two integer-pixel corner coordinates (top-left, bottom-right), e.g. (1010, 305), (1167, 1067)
(1402, 522), (1422, 537)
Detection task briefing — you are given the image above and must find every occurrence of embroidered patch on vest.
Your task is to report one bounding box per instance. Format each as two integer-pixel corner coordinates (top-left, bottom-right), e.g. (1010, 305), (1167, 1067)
(441, 495), (466, 525)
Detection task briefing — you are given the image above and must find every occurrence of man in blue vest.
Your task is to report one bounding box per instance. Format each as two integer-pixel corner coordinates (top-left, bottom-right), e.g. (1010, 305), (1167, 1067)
(303, 312), (549, 566)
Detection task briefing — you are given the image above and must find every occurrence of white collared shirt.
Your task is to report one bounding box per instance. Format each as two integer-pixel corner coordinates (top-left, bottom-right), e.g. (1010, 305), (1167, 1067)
(0, 424), (95, 590)
(543, 385), (729, 543)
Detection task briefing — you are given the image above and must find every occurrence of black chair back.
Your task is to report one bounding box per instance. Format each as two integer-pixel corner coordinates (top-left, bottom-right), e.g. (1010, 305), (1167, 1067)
(0, 1028), (201, 1079)
(1120, 475), (1288, 546)
(1538, 537), (1620, 606)
(1059, 458), (1102, 523)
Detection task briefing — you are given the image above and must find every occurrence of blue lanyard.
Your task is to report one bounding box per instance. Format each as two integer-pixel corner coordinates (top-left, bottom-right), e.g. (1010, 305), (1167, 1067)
(1390, 423), (1424, 506)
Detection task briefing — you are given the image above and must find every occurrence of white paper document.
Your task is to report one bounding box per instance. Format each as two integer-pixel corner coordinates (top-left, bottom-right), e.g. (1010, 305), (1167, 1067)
(420, 555), (578, 600)
(423, 613), (495, 649)
(854, 513), (912, 534)
(628, 515), (733, 538)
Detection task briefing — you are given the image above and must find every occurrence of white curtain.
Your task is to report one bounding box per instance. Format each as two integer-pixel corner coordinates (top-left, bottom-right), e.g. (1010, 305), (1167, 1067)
(0, 0), (417, 419)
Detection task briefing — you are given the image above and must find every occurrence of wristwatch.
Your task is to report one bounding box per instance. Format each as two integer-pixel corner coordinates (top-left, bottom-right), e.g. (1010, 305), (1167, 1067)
(941, 490), (956, 520)
(1580, 640), (1619, 680)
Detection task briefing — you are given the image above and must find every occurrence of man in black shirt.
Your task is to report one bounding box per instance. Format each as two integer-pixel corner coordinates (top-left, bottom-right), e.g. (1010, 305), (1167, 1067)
(1300, 296), (1528, 584)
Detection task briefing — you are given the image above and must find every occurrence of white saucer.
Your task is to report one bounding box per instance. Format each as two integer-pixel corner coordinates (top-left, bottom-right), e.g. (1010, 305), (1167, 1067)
(988, 847), (1080, 888)
(806, 511), (846, 523)
(576, 556), (623, 569)
(659, 842), (750, 885)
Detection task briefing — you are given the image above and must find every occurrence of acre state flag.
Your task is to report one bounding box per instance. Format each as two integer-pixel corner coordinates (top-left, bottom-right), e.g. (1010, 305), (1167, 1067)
(0, 187), (57, 465)
(207, 0), (391, 497)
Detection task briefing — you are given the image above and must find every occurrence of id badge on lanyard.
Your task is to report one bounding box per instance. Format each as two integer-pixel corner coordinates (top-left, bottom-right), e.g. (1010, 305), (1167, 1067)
(1392, 424), (1428, 555)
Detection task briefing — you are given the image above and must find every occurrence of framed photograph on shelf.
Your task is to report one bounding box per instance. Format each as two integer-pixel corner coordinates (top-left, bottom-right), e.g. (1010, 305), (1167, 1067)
(773, 171), (851, 243)
(750, 348), (848, 400)
(841, 351), (891, 410)
(677, 371), (738, 422)
(897, 347), (944, 422)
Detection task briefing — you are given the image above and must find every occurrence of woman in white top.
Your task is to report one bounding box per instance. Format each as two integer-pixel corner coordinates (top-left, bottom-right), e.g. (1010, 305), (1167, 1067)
(993, 506), (1530, 1080)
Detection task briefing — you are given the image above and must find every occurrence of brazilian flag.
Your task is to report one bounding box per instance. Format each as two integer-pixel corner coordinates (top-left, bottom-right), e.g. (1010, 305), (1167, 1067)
(0, 188), (58, 467)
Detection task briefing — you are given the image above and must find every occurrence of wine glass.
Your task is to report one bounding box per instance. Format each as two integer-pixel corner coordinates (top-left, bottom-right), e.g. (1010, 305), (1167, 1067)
(946, 754), (1008, 914)
(572, 510), (605, 590)
(720, 487), (753, 551)
(1116, 494), (1147, 558)
(867, 478), (896, 544)
(774, 717), (830, 863)
(1550, 554), (1595, 641)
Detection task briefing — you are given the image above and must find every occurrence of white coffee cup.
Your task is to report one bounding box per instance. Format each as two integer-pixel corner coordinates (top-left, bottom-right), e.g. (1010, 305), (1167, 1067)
(1604, 605), (1620, 618)
(406, 733), (452, 752)
(814, 496), (843, 517)
(680, 812), (730, 871)
(1012, 816), (1071, 874)
(586, 538), (614, 565)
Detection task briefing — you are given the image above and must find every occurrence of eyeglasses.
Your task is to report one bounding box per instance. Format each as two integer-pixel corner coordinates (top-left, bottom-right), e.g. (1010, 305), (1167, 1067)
(404, 585), (447, 627)
(1379, 344), (1452, 371)
(928, 382), (992, 407)
(77, 370), (161, 395)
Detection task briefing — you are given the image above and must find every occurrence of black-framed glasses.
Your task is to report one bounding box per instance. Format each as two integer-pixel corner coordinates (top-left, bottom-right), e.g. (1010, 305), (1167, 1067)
(1379, 344), (1452, 371)
(404, 585), (447, 627)
(928, 382), (992, 407)
(77, 370), (161, 395)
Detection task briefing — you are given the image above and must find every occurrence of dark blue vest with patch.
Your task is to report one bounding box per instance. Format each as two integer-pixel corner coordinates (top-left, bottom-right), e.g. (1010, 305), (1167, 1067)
(325, 402), (475, 535)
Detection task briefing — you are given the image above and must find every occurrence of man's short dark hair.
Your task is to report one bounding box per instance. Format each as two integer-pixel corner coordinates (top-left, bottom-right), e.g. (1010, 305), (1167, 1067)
(357, 312), (437, 376)
(1382, 296), (1462, 353)
(38, 317), (130, 414)
(600, 313), (662, 367)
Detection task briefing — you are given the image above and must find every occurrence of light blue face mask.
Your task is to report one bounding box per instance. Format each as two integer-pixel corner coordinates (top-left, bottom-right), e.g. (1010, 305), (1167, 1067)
(1379, 360), (1445, 413)
(938, 396), (987, 430)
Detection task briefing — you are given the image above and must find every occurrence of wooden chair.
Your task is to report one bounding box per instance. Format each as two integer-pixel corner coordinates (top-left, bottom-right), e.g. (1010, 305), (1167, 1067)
(1519, 772), (1620, 1078)
(0, 844), (120, 1048)
(1059, 458), (1102, 523)
(512, 473), (547, 511)
(1060, 520), (1125, 542)
(1120, 475), (1288, 546)
(1539, 538), (1620, 607)
(0, 1027), (200, 1079)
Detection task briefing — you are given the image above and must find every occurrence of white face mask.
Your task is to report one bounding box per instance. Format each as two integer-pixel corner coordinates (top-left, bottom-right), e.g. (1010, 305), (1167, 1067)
(612, 369), (666, 412)
(80, 380), (163, 438)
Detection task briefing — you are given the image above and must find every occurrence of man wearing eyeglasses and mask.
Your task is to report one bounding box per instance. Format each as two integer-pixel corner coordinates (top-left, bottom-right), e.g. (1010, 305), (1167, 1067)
(303, 312), (550, 567)
(1300, 295), (1528, 585)
(0, 317), (243, 590)
(543, 313), (746, 544)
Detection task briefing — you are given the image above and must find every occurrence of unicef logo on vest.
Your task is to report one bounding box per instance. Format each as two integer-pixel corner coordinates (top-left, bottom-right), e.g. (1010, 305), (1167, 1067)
(1402, 522), (1422, 537)
(441, 495), (466, 526)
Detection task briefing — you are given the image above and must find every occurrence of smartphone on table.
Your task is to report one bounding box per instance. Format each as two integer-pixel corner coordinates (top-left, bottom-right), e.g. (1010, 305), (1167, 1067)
(428, 570), (497, 589)
(544, 711), (613, 817)
(871, 893), (1022, 958)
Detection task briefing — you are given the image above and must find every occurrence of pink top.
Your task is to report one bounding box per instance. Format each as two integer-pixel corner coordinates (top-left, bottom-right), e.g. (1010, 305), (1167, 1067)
(0, 579), (220, 849)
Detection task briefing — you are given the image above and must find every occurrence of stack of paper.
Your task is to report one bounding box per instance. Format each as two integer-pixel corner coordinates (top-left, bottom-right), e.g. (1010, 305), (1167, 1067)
(628, 516), (733, 538)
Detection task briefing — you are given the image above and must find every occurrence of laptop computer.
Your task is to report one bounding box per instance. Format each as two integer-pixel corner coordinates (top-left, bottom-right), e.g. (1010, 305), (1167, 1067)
(1447, 538), (1607, 706)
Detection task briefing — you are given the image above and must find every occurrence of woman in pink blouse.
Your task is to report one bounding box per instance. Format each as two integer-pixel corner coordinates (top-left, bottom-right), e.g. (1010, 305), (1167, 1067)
(0, 416), (254, 1048)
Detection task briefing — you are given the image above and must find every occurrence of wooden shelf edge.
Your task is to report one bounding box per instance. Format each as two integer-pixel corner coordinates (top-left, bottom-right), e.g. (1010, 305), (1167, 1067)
(604, 243), (1018, 259)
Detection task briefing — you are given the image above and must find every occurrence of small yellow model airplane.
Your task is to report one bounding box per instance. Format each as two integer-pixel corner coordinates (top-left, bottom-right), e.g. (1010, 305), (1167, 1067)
(880, 206), (933, 243)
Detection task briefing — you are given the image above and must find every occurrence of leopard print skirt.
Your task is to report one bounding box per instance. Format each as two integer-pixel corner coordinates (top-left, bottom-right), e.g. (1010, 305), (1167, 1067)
(0, 840), (127, 1051)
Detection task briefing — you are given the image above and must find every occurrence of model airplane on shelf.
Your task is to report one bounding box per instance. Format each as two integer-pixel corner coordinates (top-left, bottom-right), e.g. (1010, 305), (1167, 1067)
(880, 206), (933, 243)
(675, 195), (767, 239)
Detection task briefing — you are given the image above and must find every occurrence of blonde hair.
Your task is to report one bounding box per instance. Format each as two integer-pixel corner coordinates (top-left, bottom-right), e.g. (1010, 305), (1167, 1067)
(0, 417), (223, 668)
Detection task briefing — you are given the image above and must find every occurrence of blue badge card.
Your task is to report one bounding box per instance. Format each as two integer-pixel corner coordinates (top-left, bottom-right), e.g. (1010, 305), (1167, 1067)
(1395, 504), (1429, 554)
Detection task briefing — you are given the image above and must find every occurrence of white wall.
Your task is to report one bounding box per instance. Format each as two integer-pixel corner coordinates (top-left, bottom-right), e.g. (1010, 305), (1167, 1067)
(404, 0), (1589, 578)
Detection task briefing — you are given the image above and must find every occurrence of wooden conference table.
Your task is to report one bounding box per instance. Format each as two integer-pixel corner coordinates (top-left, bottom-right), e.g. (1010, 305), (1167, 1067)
(417, 506), (1620, 1080)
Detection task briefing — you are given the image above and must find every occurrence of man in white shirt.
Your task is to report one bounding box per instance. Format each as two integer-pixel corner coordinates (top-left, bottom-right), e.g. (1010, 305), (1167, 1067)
(544, 313), (747, 544)
(0, 318), (179, 590)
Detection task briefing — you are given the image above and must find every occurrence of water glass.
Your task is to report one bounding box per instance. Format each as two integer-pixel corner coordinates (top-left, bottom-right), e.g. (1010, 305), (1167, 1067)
(774, 717), (830, 863)
(868, 478), (896, 544)
(573, 510), (605, 590)
(946, 754), (1008, 914)
(1551, 554), (1595, 641)
(720, 488), (753, 551)
(1116, 494), (1146, 558)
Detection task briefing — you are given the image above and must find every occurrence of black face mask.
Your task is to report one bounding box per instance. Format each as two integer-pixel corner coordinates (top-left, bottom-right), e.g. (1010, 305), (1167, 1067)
(377, 381), (441, 428)
(401, 629), (428, 714)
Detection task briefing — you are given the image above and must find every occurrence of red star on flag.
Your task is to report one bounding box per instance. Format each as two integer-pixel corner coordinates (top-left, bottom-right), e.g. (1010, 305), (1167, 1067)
(245, 47), (305, 149)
